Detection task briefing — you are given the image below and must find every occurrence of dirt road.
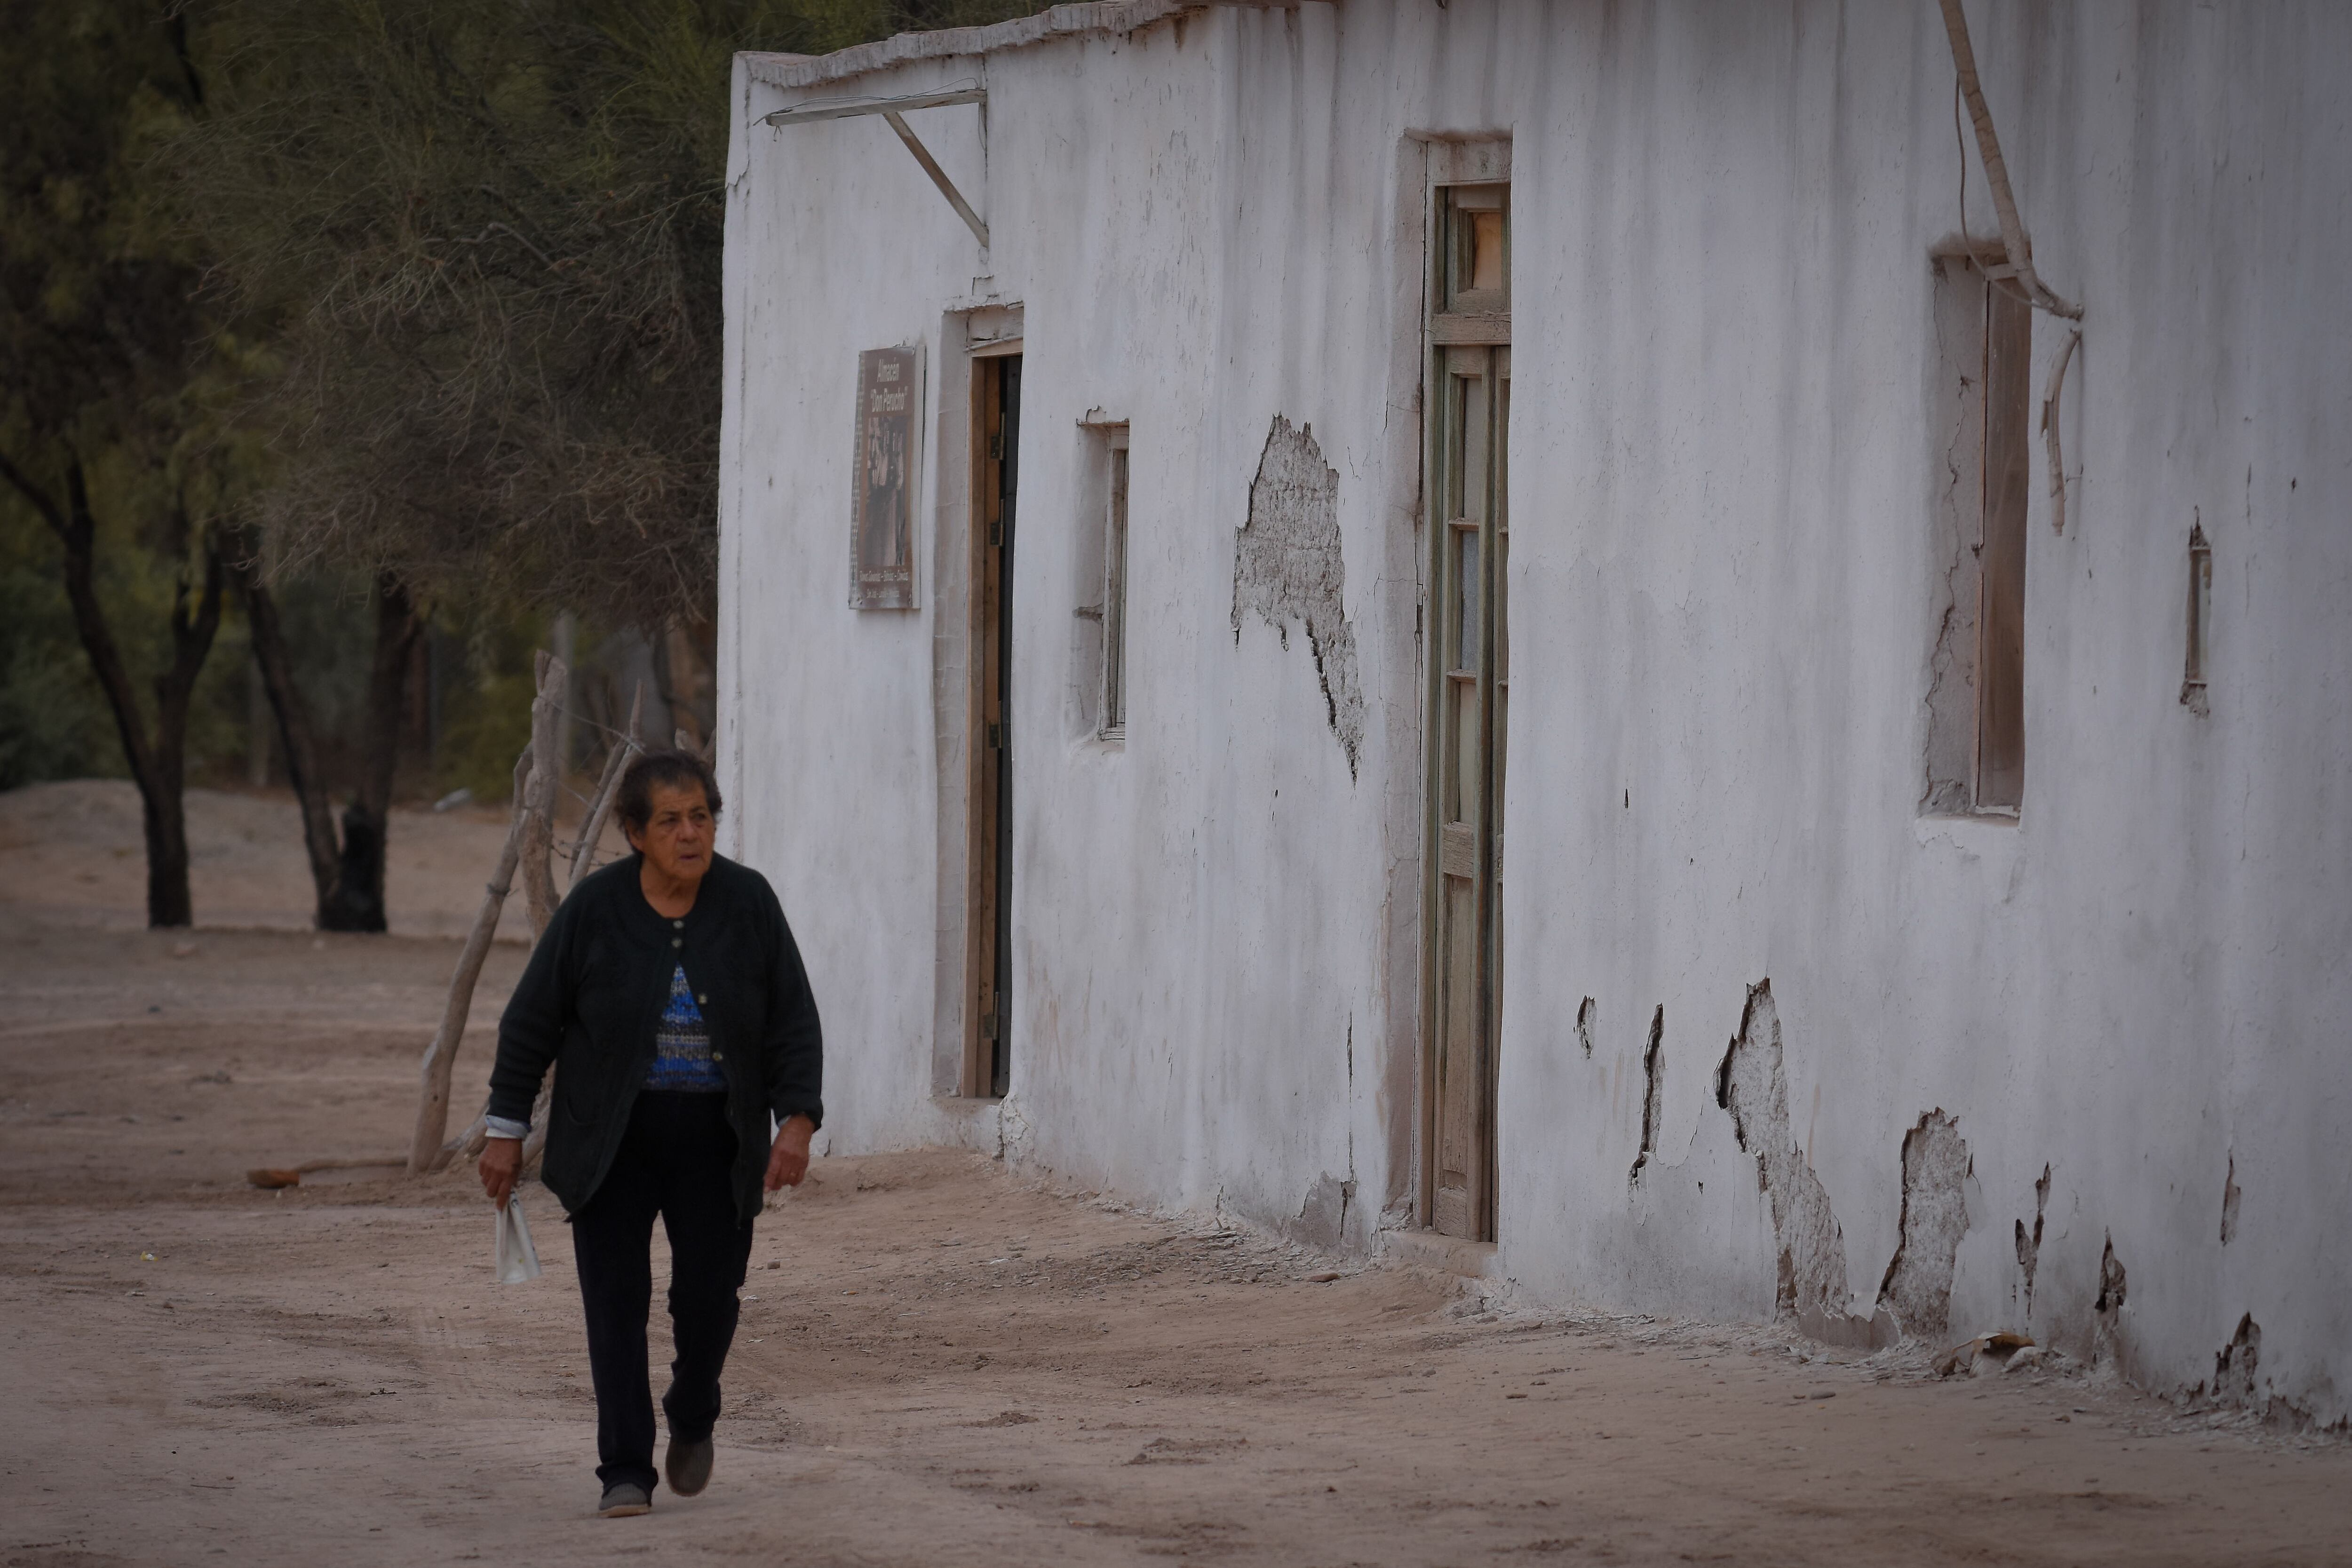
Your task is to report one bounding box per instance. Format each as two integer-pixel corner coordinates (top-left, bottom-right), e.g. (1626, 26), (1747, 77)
(1, 789), (2345, 1566)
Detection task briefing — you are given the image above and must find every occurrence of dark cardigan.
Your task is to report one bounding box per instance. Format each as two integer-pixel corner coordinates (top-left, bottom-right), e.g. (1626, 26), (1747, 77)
(487, 852), (823, 1226)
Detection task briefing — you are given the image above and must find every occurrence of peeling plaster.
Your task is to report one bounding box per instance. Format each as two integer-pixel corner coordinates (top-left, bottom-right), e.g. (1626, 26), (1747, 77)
(1576, 996), (1596, 1058)
(1629, 1005), (1665, 1183)
(2094, 1234), (2130, 1371)
(2014, 1162), (2051, 1314)
(2220, 1154), (2242, 1245)
(2213, 1313), (2262, 1406)
(1232, 415), (1365, 778)
(1875, 1111), (1973, 1344)
(1713, 982), (1851, 1324)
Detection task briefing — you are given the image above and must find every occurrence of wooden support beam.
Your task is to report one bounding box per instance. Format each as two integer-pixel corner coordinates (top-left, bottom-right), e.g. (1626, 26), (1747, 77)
(882, 110), (990, 251)
(760, 85), (985, 126)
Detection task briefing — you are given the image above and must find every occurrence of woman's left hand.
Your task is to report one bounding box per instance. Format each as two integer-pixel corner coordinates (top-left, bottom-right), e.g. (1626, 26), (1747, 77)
(765, 1115), (815, 1190)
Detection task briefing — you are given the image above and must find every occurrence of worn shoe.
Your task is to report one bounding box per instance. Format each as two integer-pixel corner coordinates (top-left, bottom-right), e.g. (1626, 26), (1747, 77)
(597, 1482), (652, 1518)
(665, 1435), (715, 1497)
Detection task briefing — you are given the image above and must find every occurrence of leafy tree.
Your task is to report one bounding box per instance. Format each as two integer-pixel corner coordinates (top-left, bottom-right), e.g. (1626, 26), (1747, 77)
(5, 0), (1050, 927)
(178, 0), (1049, 617)
(169, 0), (1049, 922)
(0, 0), (240, 926)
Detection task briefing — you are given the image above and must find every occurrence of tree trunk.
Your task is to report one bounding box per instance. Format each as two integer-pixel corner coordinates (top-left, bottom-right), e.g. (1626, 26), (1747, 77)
(0, 451), (220, 928)
(235, 538), (341, 914)
(321, 575), (421, 932)
(145, 498), (228, 928)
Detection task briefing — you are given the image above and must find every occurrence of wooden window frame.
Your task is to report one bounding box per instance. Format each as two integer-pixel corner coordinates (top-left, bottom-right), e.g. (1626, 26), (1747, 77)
(1923, 249), (2032, 820)
(1100, 425), (1130, 740)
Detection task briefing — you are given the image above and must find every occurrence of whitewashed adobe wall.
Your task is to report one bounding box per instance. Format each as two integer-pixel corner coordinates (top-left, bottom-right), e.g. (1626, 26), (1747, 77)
(721, 0), (2352, 1426)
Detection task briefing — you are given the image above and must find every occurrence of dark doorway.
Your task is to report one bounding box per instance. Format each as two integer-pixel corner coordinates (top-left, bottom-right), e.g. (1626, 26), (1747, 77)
(969, 353), (1021, 1098)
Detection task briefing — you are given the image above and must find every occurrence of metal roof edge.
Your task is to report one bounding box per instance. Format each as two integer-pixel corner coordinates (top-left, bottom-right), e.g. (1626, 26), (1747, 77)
(740, 0), (1303, 91)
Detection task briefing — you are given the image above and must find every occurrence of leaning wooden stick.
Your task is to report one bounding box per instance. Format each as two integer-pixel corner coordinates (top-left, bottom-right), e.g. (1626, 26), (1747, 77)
(407, 653), (568, 1176)
(1937, 0), (2079, 320)
(405, 747), (536, 1175)
(519, 652), (567, 943)
(569, 680), (646, 890)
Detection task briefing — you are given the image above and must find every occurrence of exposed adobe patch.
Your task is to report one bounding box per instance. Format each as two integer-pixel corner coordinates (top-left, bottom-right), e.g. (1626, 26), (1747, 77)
(1713, 981), (1850, 1323)
(1232, 414), (1365, 778)
(1875, 1110), (1972, 1345)
(2214, 1313), (2261, 1408)
(1292, 1172), (1354, 1250)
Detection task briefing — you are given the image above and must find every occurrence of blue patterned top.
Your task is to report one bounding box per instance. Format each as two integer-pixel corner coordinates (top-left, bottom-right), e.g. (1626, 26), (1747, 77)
(643, 963), (726, 1093)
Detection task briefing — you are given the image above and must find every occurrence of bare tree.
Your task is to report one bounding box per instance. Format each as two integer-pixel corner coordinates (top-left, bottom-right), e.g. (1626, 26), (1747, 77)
(235, 533), (420, 931)
(0, 462), (225, 926)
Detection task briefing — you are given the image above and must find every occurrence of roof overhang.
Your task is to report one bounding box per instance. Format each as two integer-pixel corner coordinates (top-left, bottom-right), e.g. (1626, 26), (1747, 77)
(740, 0), (1309, 93)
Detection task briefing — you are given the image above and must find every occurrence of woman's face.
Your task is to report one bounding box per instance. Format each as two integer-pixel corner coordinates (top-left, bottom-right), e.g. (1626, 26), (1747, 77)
(627, 781), (714, 886)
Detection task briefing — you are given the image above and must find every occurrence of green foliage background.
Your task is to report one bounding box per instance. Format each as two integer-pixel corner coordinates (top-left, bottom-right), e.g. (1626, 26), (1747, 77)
(3, 0), (1048, 798)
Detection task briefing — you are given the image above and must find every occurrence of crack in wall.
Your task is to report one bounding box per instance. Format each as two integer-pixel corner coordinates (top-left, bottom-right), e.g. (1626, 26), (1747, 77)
(1875, 1110), (1973, 1344)
(2220, 1153), (2241, 1245)
(1629, 1004), (1664, 1183)
(1713, 981), (1850, 1322)
(1232, 415), (1364, 779)
(2015, 1162), (2050, 1314)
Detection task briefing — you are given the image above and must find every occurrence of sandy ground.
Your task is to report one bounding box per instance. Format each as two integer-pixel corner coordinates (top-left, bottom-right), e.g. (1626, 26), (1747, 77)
(1, 784), (2347, 1567)
(0, 778), (633, 940)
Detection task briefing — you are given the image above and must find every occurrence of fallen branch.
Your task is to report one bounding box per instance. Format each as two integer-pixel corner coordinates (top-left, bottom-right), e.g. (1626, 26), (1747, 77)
(248, 1156), (406, 1189)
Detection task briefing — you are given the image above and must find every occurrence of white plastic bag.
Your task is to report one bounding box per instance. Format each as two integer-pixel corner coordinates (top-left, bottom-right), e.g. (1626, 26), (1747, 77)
(494, 1195), (542, 1284)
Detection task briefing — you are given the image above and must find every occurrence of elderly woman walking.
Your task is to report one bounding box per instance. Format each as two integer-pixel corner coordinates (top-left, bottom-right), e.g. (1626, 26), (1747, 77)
(478, 748), (821, 1519)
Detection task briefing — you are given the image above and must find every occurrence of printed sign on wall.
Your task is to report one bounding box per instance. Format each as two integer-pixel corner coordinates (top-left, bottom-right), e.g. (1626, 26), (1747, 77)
(850, 344), (924, 609)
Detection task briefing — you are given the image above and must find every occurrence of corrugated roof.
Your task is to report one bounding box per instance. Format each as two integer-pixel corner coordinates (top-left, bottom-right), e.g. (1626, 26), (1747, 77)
(741, 0), (1303, 90)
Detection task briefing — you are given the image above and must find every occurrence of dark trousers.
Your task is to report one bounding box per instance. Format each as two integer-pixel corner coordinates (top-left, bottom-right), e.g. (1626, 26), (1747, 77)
(571, 1090), (754, 1492)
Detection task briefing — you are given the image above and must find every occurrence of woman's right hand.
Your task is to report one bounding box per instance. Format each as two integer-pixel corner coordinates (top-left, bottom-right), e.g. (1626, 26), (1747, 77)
(479, 1137), (522, 1209)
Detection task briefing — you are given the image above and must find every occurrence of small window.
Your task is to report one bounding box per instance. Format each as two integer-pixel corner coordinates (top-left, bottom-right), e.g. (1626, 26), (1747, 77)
(1444, 184), (1509, 314)
(1073, 420), (1129, 742)
(1923, 252), (2033, 816)
(1101, 427), (1130, 738)
(2181, 522), (2211, 716)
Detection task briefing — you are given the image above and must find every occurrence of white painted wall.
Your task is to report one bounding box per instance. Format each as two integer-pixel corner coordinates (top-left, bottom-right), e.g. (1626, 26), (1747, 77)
(722, 0), (2352, 1425)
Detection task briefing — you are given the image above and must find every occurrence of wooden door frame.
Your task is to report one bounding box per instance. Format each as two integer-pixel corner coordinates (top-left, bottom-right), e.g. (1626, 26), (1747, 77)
(927, 307), (1021, 1102)
(962, 343), (1021, 1098)
(1416, 146), (1512, 1239)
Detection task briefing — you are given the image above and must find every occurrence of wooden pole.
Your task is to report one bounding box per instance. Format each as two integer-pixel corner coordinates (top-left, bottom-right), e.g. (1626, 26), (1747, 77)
(405, 747), (533, 1174)
(1937, 0), (2080, 321)
(408, 651), (566, 1177)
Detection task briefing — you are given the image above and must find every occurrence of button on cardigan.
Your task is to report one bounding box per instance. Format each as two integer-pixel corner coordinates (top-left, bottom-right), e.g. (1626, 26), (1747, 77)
(486, 852), (824, 1226)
